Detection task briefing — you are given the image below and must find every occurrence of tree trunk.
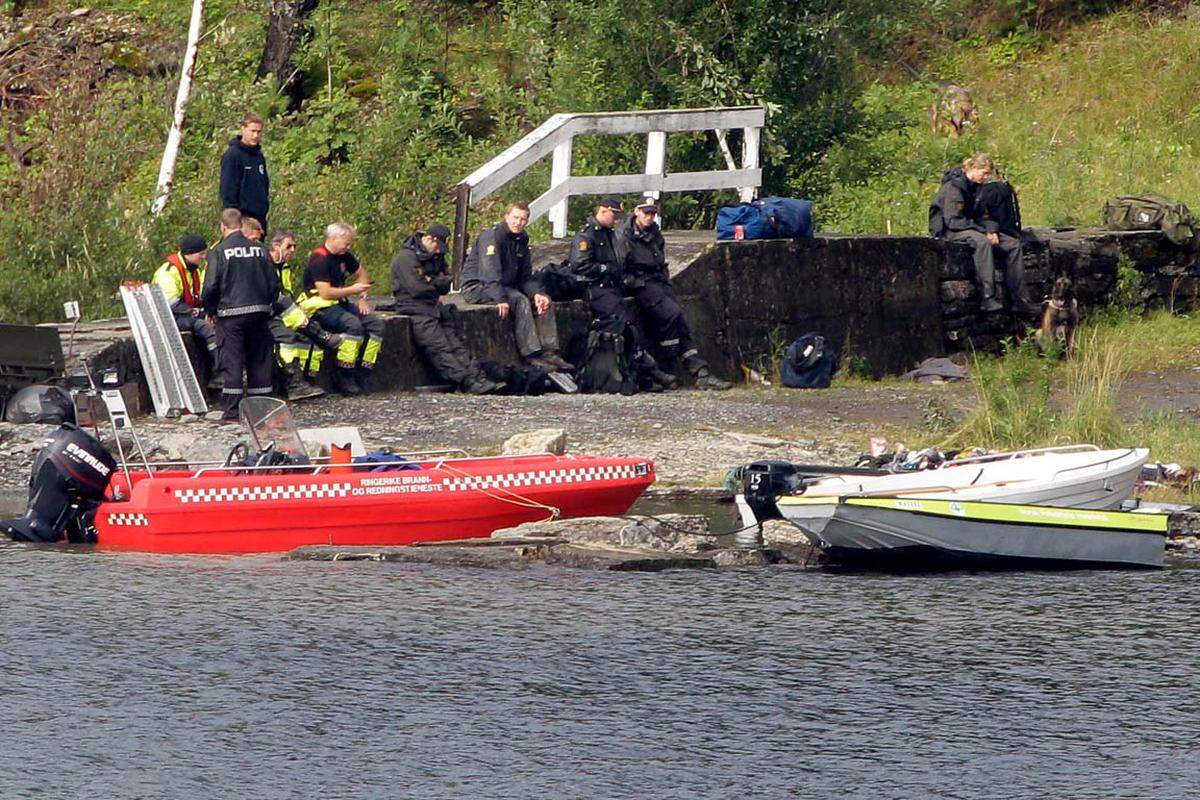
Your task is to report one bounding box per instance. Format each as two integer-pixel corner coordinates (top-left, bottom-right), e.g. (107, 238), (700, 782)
(150, 0), (205, 217)
(258, 0), (320, 110)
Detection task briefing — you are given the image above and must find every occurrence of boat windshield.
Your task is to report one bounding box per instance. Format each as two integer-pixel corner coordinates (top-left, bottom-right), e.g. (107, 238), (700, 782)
(239, 397), (308, 460)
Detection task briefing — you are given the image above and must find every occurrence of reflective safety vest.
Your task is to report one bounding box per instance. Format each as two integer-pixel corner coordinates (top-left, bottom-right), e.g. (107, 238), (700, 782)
(297, 245), (339, 314)
(153, 252), (204, 309)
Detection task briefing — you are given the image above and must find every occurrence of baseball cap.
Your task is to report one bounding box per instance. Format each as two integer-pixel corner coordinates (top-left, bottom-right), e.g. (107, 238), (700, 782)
(426, 223), (451, 247)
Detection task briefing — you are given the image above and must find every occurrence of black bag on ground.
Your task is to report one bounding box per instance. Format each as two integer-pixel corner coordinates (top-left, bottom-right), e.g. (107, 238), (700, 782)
(573, 319), (638, 395)
(3, 385), (75, 424)
(479, 360), (553, 396)
(780, 333), (837, 389)
(975, 180), (1022, 234)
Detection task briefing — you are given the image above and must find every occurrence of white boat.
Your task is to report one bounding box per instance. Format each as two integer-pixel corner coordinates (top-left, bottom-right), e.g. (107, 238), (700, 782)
(736, 445), (1150, 536)
(801, 496), (1167, 570)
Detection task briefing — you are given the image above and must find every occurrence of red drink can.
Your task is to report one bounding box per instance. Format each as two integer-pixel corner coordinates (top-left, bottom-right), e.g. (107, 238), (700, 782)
(734, 224), (745, 240)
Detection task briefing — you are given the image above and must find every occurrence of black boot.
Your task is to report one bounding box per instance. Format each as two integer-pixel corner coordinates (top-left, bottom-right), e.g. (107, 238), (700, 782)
(333, 369), (363, 396)
(693, 367), (732, 391)
(284, 362), (325, 401)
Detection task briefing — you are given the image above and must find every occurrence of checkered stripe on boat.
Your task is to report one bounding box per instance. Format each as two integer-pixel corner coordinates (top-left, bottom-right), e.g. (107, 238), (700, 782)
(106, 513), (150, 526)
(442, 463), (649, 492)
(174, 483), (354, 503)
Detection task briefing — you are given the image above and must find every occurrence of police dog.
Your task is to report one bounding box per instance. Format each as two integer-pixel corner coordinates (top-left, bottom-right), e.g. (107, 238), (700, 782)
(1035, 276), (1079, 357)
(930, 83), (979, 138)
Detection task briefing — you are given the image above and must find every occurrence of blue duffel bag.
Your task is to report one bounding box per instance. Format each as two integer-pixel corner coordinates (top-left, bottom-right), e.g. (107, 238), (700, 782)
(716, 197), (814, 240)
(780, 332), (837, 389)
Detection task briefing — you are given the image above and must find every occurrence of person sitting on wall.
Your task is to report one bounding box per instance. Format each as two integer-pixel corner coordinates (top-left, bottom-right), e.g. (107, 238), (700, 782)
(298, 222), (386, 396)
(391, 224), (506, 395)
(617, 195), (731, 390)
(152, 233), (219, 385)
(929, 153), (1039, 318)
(461, 202), (572, 371)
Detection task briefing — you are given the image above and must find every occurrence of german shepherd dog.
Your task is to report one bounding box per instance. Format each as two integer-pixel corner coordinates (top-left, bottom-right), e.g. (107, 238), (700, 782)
(1035, 276), (1079, 356)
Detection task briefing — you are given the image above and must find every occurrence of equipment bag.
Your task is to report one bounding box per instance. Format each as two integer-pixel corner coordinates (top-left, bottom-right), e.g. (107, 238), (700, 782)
(1103, 194), (1198, 246)
(576, 319), (638, 395)
(780, 333), (837, 389)
(717, 197), (814, 240)
(536, 260), (588, 302)
(974, 181), (1022, 234)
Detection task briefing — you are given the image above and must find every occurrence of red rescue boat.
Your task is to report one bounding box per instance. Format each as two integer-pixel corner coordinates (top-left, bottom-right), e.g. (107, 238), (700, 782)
(94, 452), (654, 554)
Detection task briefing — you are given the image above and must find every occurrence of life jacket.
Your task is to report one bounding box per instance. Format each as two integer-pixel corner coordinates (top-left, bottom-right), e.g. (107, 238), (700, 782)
(298, 245), (339, 314)
(154, 252), (203, 309)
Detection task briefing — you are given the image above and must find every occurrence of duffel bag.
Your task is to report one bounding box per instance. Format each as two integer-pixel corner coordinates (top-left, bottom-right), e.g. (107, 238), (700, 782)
(1103, 194), (1198, 246)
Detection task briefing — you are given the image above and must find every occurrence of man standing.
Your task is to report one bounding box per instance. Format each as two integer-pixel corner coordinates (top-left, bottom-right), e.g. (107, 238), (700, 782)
(202, 209), (280, 422)
(299, 222), (385, 396)
(569, 196), (674, 391)
(929, 153), (1038, 317)
(219, 112), (270, 230)
(618, 196), (731, 390)
(152, 233), (218, 384)
(462, 202), (571, 370)
(391, 225), (504, 394)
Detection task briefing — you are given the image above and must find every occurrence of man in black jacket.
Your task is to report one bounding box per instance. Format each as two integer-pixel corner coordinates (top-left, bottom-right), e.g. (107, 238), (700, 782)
(202, 208), (281, 421)
(569, 196), (674, 391)
(391, 224), (504, 395)
(219, 113), (270, 229)
(462, 202), (570, 370)
(929, 153), (1037, 317)
(619, 197), (730, 390)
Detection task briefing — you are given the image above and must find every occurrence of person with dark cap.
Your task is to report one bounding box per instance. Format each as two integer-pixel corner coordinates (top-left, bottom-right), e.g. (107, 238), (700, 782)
(569, 195), (675, 391)
(202, 208), (281, 422)
(618, 196), (731, 390)
(461, 202), (571, 371)
(391, 224), (505, 395)
(152, 233), (219, 385)
(219, 112), (269, 230)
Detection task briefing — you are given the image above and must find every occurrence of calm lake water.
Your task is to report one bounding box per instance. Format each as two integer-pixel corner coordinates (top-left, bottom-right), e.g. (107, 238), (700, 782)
(2, 524), (1198, 799)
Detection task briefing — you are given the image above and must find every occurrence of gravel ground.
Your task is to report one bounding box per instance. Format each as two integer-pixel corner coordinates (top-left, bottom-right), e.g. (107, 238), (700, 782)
(0, 383), (966, 498)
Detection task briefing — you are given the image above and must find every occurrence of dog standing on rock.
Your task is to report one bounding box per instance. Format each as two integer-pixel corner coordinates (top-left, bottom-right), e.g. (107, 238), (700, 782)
(930, 83), (979, 138)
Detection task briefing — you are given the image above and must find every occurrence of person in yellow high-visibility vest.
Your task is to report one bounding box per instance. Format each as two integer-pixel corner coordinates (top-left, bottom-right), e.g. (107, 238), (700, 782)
(152, 233), (219, 385)
(298, 222), (385, 396)
(265, 229), (343, 401)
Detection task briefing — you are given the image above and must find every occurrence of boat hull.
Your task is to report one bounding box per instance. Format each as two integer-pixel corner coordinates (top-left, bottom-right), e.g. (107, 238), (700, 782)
(815, 498), (1166, 569)
(94, 454), (654, 554)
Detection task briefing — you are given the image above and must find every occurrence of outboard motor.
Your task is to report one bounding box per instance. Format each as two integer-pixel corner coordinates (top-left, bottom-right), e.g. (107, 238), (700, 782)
(741, 460), (803, 524)
(1, 424), (116, 543)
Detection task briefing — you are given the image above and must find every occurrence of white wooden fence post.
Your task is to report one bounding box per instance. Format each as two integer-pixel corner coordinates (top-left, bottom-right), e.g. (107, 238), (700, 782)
(150, 0), (206, 217)
(739, 125), (761, 203)
(548, 138), (573, 238)
(644, 130), (666, 200)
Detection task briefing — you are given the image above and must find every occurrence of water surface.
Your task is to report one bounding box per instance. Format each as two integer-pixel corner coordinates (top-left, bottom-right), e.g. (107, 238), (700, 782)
(2, 540), (1197, 799)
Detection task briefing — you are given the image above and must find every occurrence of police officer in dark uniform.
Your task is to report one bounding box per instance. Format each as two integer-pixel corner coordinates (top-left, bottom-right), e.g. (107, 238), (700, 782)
(202, 208), (281, 421)
(462, 201), (571, 370)
(619, 196), (731, 390)
(391, 224), (504, 395)
(569, 196), (674, 390)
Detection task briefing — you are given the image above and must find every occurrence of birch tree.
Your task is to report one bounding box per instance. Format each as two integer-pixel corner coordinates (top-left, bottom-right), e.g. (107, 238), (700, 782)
(150, 0), (205, 217)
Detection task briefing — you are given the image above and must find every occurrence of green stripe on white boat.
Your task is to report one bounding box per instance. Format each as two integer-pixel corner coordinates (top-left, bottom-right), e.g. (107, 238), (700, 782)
(839, 497), (1167, 532)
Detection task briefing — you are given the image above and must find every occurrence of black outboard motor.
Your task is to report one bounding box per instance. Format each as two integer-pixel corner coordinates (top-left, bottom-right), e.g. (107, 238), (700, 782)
(1, 424), (116, 543)
(742, 460), (802, 524)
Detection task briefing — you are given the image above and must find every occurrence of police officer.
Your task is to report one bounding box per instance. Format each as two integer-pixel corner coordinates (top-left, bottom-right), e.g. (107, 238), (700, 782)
(202, 209), (280, 422)
(391, 224), (504, 395)
(618, 196), (731, 390)
(930, 153), (1038, 318)
(569, 196), (674, 390)
(298, 222), (386, 396)
(152, 233), (219, 386)
(462, 202), (571, 370)
(266, 229), (342, 401)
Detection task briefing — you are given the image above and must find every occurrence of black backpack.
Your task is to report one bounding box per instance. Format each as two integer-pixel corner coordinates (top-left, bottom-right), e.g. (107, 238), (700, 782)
(780, 333), (837, 389)
(575, 318), (638, 395)
(536, 260), (588, 302)
(975, 181), (1022, 234)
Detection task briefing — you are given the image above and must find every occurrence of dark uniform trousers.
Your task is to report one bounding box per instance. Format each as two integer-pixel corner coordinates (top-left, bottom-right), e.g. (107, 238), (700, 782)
(174, 310), (219, 377)
(945, 230), (1026, 302)
(461, 285), (557, 358)
(216, 312), (273, 419)
(630, 278), (705, 374)
(587, 286), (652, 368)
(410, 305), (487, 388)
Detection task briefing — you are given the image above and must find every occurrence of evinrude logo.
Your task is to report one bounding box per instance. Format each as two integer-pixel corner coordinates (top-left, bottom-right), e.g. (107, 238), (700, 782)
(66, 442), (111, 477)
(224, 246), (264, 259)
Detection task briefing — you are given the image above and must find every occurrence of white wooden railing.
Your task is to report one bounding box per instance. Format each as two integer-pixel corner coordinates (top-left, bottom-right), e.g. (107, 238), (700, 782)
(450, 106), (765, 274)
